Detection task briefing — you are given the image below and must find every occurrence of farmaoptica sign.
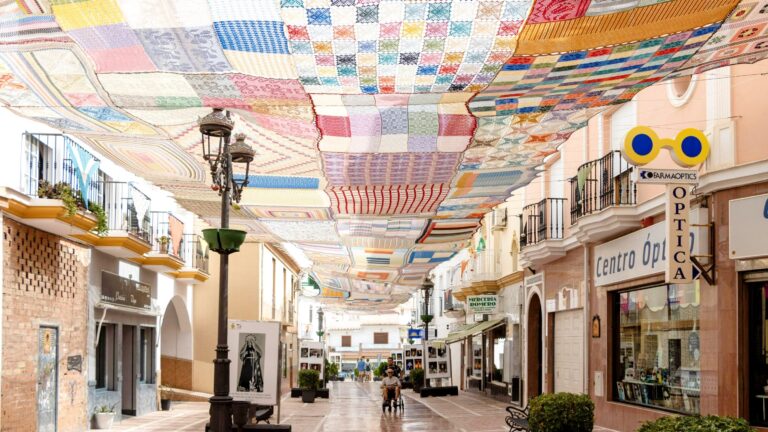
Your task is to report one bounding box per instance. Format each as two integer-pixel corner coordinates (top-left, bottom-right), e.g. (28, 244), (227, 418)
(666, 185), (692, 283)
(467, 294), (499, 314)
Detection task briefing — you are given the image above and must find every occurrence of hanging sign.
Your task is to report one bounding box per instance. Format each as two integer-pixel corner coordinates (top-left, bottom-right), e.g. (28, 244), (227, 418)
(407, 328), (423, 339)
(666, 185), (693, 283)
(635, 168), (698, 184)
(100, 271), (151, 311)
(467, 294), (499, 314)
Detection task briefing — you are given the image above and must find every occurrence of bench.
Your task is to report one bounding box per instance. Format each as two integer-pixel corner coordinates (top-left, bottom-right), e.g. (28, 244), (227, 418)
(505, 404), (530, 432)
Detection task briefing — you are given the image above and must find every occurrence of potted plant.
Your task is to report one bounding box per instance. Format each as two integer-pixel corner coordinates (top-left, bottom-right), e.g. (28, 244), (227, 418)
(299, 369), (320, 403)
(159, 385), (173, 411)
(94, 403), (117, 429)
(157, 236), (170, 254)
(410, 367), (425, 393)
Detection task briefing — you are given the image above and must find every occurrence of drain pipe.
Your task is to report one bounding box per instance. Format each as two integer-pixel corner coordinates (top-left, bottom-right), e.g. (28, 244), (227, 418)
(583, 243), (591, 396)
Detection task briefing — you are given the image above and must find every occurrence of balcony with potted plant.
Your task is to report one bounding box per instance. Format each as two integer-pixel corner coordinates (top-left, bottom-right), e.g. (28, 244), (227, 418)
(1, 133), (105, 240)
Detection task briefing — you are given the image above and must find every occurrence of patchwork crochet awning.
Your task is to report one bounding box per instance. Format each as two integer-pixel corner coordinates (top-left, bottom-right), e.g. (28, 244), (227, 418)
(0, 0), (763, 310)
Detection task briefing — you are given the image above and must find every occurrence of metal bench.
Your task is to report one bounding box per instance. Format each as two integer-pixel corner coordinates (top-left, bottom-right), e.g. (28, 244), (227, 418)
(505, 404), (530, 432)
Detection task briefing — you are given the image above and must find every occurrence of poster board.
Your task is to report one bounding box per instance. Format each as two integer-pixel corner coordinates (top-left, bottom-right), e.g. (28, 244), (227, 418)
(227, 320), (281, 405)
(403, 344), (423, 376)
(299, 341), (325, 375)
(390, 350), (404, 370)
(425, 340), (451, 380)
(472, 342), (482, 378)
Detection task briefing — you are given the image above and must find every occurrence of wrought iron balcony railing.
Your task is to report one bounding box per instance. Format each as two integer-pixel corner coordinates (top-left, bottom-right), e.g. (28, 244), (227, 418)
(150, 211), (185, 258)
(94, 181), (152, 242)
(22, 132), (101, 203)
(520, 198), (566, 249)
(569, 150), (636, 224)
(181, 234), (209, 274)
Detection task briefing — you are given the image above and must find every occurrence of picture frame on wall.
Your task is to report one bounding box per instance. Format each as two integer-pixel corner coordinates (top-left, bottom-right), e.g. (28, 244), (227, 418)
(227, 320), (281, 405)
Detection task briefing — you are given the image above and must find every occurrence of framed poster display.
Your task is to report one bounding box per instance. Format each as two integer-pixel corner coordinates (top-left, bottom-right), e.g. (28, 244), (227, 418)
(227, 320), (281, 405)
(472, 343), (482, 378)
(403, 344), (423, 376)
(390, 351), (404, 369)
(425, 340), (450, 380)
(299, 341), (325, 375)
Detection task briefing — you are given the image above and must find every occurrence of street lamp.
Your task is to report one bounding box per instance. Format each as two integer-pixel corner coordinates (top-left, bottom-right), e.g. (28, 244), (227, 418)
(317, 307), (325, 341)
(199, 108), (255, 432)
(420, 277), (434, 390)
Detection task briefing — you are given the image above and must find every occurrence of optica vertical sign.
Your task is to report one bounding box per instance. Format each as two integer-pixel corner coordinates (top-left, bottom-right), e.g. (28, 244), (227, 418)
(665, 185), (692, 283)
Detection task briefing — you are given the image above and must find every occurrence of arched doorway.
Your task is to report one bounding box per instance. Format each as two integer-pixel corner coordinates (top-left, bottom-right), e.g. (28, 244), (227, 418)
(161, 296), (193, 390)
(527, 294), (543, 400)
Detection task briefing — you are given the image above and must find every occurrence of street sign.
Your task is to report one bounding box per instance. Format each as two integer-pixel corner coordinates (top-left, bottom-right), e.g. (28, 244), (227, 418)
(407, 328), (423, 339)
(635, 168), (698, 184)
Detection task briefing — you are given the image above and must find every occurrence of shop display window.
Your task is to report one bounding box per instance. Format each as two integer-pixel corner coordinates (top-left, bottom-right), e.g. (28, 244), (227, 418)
(612, 283), (700, 414)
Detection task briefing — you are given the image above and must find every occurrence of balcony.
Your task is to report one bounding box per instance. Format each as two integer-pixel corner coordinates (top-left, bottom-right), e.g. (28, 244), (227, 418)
(567, 150), (642, 243)
(520, 198), (565, 248)
(140, 211), (185, 273)
(443, 290), (465, 318)
(2, 133), (100, 238)
(569, 150), (636, 222)
(174, 234), (210, 284)
(76, 181), (153, 258)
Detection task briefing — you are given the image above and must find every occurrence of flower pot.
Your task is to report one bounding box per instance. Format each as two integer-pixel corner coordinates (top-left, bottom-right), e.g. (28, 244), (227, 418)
(301, 389), (316, 403)
(94, 412), (114, 429)
(160, 399), (171, 411)
(202, 228), (247, 254)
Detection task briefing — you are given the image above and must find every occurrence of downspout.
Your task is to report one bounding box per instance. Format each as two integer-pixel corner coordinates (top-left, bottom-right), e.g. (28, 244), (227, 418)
(583, 243), (591, 396)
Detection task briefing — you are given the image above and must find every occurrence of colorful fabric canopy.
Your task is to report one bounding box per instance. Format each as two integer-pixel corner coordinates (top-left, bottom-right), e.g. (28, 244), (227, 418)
(0, 0), (762, 310)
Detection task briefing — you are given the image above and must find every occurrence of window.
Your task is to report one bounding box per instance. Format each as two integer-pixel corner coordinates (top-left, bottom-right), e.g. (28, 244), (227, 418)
(139, 327), (155, 384)
(95, 324), (116, 390)
(613, 283), (700, 414)
(373, 332), (388, 344)
(341, 335), (352, 347)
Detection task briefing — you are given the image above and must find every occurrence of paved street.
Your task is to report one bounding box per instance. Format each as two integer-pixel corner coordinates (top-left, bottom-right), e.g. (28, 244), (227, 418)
(110, 382), (617, 432)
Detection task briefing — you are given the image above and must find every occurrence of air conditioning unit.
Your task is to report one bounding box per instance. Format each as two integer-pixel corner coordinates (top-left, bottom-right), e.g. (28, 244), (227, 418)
(492, 208), (507, 230)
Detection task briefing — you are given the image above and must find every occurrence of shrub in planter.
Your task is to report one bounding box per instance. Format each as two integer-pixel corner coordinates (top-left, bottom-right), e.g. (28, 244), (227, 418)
(528, 393), (594, 432)
(298, 369), (320, 403)
(93, 404), (117, 429)
(410, 368), (425, 392)
(637, 415), (754, 432)
(374, 362), (388, 378)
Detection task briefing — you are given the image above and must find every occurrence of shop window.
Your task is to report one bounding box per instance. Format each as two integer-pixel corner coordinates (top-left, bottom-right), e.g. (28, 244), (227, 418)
(342, 335), (352, 347)
(612, 283), (700, 414)
(492, 329), (506, 383)
(139, 327), (155, 384)
(95, 324), (116, 390)
(373, 332), (388, 344)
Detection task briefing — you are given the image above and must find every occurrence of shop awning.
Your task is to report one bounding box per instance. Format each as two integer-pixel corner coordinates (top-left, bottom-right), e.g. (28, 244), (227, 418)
(445, 318), (505, 344)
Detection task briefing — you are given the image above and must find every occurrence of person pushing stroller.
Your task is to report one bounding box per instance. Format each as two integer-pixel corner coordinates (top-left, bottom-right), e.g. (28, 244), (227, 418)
(381, 367), (401, 413)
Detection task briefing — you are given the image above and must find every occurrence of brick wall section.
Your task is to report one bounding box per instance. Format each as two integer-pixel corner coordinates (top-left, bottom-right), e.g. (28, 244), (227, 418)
(160, 355), (192, 391)
(2, 218), (89, 431)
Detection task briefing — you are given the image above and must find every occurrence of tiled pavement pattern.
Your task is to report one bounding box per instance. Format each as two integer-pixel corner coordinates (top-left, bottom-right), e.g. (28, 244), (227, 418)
(110, 381), (618, 431)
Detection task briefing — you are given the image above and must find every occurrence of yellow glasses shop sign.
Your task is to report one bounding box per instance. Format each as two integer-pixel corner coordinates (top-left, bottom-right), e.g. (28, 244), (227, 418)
(622, 126), (710, 284)
(467, 295), (499, 314)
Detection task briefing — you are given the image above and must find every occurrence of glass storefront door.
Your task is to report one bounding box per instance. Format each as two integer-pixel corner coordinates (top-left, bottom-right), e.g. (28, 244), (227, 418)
(748, 281), (768, 427)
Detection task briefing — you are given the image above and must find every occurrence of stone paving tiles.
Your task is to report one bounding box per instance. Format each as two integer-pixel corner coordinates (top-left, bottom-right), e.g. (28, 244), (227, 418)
(110, 381), (618, 431)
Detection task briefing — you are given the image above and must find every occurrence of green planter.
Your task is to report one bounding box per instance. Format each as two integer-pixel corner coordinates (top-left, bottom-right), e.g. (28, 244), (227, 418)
(202, 228), (246, 254)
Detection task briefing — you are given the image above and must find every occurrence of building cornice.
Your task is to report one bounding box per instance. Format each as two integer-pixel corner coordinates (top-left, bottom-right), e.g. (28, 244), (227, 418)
(695, 159), (768, 195)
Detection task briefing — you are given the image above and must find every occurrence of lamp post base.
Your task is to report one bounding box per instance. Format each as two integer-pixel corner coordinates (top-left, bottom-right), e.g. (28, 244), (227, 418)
(208, 395), (233, 432)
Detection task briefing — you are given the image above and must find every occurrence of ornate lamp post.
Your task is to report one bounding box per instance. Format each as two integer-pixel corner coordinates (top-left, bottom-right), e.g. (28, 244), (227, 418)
(317, 307), (325, 341)
(199, 108), (256, 432)
(420, 277), (434, 389)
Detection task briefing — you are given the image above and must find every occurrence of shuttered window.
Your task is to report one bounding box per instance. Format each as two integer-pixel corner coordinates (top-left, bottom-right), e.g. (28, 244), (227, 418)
(342, 335), (351, 347)
(373, 332), (388, 344)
